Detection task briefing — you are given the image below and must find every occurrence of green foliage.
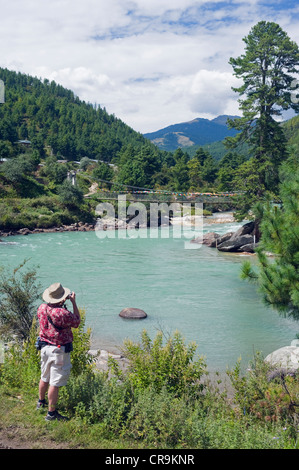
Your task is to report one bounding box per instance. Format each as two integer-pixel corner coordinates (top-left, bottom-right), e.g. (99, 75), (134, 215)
(115, 329), (207, 397)
(0, 67), (165, 165)
(0, 195), (93, 230)
(1, 154), (35, 184)
(216, 152), (246, 192)
(41, 156), (68, 184)
(241, 159), (299, 320)
(79, 157), (92, 171)
(170, 149), (190, 191)
(283, 115), (299, 149)
(0, 260), (41, 341)
(227, 353), (299, 432)
(226, 21), (299, 215)
(126, 387), (196, 447)
(68, 309), (94, 377)
(92, 161), (114, 182)
(57, 179), (84, 208)
(0, 319), (40, 390)
(232, 158), (268, 220)
(115, 144), (163, 188)
(187, 155), (203, 190)
(62, 371), (133, 435)
(0, 309), (94, 397)
(1, 318), (298, 449)
(0, 63), (299, 205)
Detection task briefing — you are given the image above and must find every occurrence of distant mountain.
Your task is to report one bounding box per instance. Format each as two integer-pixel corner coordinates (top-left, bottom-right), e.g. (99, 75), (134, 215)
(144, 115), (240, 152)
(185, 114), (299, 161)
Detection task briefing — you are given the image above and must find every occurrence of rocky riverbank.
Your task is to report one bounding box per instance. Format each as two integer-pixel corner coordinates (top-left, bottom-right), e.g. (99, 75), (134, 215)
(0, 221), (95, 238)
(0, 211), (237, 239)
(191, 220), (259, 253)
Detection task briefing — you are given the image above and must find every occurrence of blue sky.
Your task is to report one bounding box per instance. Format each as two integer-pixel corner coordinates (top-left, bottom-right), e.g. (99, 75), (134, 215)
(0, 0), (298, 133)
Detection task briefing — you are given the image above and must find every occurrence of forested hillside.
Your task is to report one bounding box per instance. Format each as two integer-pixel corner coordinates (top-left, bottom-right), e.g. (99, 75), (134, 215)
(0, 67), (245, 198)
(0, 67), (167, 163)
(282, 114), (299, 148)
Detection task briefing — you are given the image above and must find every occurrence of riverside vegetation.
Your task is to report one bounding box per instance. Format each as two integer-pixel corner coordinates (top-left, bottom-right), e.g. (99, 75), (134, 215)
(0, 262), (298, 449)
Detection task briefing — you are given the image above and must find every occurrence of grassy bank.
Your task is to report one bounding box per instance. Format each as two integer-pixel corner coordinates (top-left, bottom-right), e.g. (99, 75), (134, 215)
(0, 314), (298, 450)
(0, 195), (98, 233)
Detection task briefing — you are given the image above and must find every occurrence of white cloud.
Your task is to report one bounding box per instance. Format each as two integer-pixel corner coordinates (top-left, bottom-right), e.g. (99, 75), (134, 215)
(189, 70), (241, 115)
(0, 1), (298, 133)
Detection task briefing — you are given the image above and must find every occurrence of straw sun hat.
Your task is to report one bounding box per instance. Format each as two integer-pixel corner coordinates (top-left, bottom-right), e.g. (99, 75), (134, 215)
(42, 282), (71, 304)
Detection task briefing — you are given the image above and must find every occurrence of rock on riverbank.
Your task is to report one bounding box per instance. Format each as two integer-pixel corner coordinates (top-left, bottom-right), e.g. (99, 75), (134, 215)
(265, 340), (299, 377)
(0, 222), (95, 238)
(192, 220), (258, 253)
(88, 349), (129, 373)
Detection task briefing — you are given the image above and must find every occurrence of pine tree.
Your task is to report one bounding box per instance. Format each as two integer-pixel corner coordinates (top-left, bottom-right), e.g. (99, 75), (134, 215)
(241, 155), (299, 321)
(226, 21), (299, 215)
(171, 149), (190, 192)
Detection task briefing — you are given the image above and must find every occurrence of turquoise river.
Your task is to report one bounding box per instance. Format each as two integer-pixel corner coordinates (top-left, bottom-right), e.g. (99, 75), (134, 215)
(0, 218), (297, 372)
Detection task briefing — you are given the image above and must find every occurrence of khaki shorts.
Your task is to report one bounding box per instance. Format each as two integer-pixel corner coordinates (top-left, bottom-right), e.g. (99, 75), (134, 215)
(40, 345), (72, 387)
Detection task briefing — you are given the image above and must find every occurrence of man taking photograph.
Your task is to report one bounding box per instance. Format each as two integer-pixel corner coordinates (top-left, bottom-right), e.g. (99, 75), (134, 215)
(36, 282), (81, 421)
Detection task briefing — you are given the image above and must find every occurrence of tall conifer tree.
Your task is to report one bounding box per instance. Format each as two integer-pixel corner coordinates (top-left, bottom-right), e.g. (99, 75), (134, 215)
(226, 21), (299, 208)
(241, 155), (299, 321)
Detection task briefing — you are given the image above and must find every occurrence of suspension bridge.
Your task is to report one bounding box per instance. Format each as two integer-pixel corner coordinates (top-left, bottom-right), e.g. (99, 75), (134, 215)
(84, 179), (241, 204)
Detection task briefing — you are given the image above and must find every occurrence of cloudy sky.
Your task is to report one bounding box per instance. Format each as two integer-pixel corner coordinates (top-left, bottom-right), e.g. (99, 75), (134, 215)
(1, 0), (299, 133)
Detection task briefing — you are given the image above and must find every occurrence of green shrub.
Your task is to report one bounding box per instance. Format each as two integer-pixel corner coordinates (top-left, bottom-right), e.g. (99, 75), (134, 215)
(62, 370), (107, 418)
(113, 329), (207, 398)
(0, 318), (40, 391)
(89, 377), (133, 432)
(70, 309), (94, 377)
(57, 180), (84, 208)
(27, 195), (59, 209)
(63, 371), (133, 435)
(36, 212), (65, 228)
(227, 353), (299, 434)
(190, 408), (291, 449)
(126, 387), (195, 447)
(0, 260), (41, 340)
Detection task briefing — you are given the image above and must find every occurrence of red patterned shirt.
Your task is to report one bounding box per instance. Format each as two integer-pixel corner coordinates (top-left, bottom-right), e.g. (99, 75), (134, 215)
(37, 303), (81, 346)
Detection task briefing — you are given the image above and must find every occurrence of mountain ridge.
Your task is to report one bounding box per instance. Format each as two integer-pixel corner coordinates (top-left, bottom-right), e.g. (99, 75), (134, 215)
(143, 114), (240, 152)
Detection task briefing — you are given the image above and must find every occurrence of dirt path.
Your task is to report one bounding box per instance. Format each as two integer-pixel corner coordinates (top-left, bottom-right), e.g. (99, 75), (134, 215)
(84, 182), (98, 197)
(0, 427), (70, 449)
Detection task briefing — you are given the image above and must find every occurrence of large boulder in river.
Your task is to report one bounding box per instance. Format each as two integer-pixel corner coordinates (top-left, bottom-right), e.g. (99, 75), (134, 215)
(229, 221), (255, 240)
(119, 308), (147, 319)
(265, 344), (299, 374)
(200, 232), (219, 247)
(192, 231), (234, 247)
(218, 232), (235, 245)
(217, 234), (254, 252)
(240, 243), (258, 253)
(217, 221), (257, 252)
(192, 220), (258, 253)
